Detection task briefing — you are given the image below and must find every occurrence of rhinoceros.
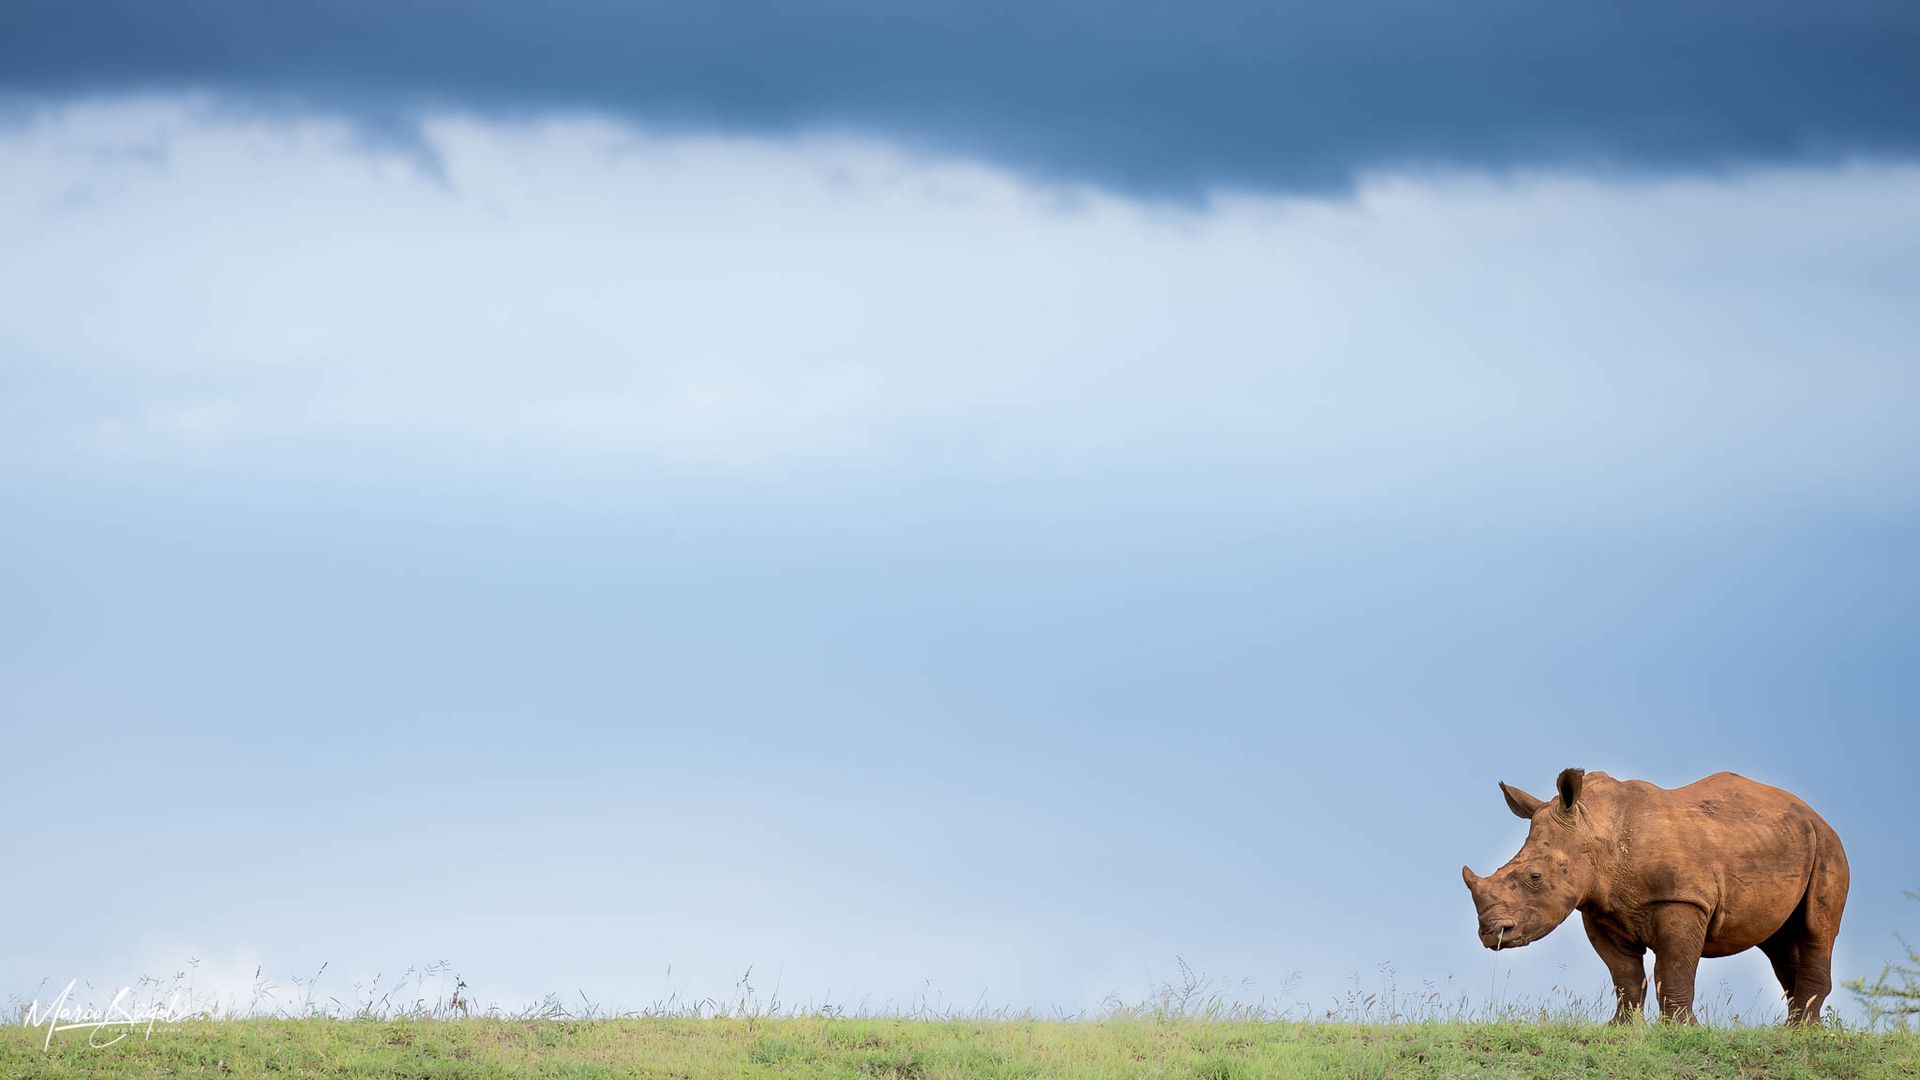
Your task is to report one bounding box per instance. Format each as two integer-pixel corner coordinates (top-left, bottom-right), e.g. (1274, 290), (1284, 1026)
(1461, 768), (1848, 1024)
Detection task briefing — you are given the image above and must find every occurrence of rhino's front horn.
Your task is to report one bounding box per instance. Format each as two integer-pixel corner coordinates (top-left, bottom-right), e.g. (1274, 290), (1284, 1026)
(1461, 866), (1482, 888)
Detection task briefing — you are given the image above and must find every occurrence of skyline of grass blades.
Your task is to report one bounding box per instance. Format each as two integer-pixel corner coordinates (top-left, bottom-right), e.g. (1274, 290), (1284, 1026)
(5, 1017), (1918, 1079)
(12, 888), (1919, 1077)
(14, 953), (1900, 1030)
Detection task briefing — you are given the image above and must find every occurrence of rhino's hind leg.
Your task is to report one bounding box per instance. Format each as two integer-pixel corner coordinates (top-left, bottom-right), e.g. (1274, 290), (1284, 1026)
(1788, 875), (1845, 1023)
(1758, 929), (1800, 1018)
(1760, 912), (1832, 1024)
(1786, 938), (1834, 1025)
(1779, 827), (1848, 1025)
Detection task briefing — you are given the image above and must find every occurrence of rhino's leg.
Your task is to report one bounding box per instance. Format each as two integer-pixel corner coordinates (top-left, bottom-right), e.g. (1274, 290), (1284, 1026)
(1758, 931), (1801, 1020)
(1787, 938), (1834, 1025)
(1787, 835), (1848, 1025)
(1580, 912), (1646, 1023)
(1648, 902), (1708, 1024)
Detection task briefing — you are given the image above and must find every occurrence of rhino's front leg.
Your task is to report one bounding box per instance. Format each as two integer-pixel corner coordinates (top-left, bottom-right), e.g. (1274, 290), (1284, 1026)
(1580, 911), (1646, 1023)
(1649, 902), (1709, 1024)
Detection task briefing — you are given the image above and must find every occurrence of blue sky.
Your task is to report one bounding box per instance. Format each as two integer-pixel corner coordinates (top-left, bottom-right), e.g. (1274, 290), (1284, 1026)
(2, 4), (1919, 1019)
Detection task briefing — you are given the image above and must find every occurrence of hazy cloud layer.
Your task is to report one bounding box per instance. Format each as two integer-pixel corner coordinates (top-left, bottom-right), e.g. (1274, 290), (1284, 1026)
(4, 99), (1919, 524)
(4, 2), (1918, 195)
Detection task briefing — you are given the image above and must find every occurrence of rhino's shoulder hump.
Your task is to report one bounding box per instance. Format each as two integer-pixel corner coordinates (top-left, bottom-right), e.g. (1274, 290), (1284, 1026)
(1605, 777), (1664, 800)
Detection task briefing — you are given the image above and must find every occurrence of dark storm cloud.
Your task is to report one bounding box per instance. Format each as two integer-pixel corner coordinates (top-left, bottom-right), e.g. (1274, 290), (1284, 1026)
(4, 0), (1917, 194)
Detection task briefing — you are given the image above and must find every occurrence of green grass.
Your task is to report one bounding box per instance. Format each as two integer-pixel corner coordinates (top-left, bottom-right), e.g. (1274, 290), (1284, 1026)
(4, 1017), (1918, 1078)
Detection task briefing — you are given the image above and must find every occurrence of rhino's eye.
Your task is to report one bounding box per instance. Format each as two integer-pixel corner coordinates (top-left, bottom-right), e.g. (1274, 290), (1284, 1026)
(1524, 871), (1544, 890)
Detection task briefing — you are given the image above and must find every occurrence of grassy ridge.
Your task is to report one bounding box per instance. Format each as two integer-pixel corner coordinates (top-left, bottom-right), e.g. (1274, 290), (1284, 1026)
(4, 1018), (1918, 1078)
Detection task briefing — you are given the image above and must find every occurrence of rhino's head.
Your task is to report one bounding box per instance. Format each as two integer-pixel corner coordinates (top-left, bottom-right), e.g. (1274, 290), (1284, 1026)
(1461, 767), (1599, 951)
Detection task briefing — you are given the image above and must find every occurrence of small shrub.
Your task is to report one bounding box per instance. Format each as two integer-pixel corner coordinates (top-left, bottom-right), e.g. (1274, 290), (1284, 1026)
(1848, 890), (1920, 1027)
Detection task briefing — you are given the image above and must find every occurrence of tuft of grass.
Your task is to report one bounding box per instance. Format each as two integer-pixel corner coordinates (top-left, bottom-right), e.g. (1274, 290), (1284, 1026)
(3, 1017), (1917, 1078)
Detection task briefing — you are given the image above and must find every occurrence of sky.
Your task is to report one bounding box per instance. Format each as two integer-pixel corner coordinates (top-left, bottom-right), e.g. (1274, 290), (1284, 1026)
(2, 3), (1919, 1022)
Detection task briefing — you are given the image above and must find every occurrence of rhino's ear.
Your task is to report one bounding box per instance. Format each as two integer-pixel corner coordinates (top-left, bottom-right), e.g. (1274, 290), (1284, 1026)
(1556, 768), (1586, 811)
(1499, 781), (1544, 819)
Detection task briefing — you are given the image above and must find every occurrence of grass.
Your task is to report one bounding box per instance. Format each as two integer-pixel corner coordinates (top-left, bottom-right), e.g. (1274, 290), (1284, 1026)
(8, 958), (1917, 1077)
(4, 1017), (1919, 1078)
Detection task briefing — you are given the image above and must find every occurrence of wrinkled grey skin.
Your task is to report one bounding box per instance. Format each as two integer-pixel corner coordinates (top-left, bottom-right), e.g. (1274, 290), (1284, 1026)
(1463, 768), (1848, 1025)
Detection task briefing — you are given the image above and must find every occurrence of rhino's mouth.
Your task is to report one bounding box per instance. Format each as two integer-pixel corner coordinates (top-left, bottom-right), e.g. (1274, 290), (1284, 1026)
(1479, 922), (1527, 950)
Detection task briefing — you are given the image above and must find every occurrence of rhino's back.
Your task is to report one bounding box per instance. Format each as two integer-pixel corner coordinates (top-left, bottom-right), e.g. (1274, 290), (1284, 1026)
(1602, 772), (1833, 954)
